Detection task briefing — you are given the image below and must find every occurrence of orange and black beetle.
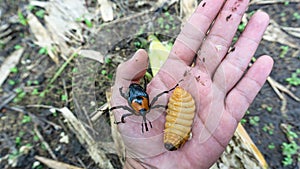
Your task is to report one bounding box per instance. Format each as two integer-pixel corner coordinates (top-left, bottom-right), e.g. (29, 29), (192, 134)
(110, 82), (179, 133)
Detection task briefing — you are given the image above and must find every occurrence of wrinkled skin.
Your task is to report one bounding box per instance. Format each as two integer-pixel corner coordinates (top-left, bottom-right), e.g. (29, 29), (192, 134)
(110, 0), (273, 168)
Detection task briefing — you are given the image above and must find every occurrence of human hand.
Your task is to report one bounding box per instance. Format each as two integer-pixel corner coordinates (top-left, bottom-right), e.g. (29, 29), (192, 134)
(110, 0), (273, 168)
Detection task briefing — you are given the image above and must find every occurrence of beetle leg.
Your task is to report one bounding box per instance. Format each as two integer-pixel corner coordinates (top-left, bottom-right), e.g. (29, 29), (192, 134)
(110, 105), (132, 112)
(119, 87), (127, 100)
(150, 82), (181, 107)
(151, 104), (167, 110)
(142, 115), (149, 133)
(110, 105), (135, 124)
(148, 120), (152, 128)
(115, 113), (134, 124)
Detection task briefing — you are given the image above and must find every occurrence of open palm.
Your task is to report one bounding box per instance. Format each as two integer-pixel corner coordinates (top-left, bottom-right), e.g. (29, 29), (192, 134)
(110, 0), (273, 168)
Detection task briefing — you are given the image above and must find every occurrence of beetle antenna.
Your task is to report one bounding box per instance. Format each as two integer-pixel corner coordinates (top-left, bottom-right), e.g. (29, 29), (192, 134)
(150, 81), (181, 107)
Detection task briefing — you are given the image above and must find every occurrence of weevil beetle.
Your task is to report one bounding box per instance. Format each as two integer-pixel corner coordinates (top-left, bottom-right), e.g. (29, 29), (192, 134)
(110, 82), (179, 133)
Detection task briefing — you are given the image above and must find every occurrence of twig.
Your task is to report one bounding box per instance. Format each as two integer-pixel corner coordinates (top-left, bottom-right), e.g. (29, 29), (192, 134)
(49, 47), (82, 85)
(267, 77), (300, 102)
(26, 104), (57, 109)
(90, 103), (108, 122)
(62, 78), (69, 106)
(35, 155), (83, 169)
(267, 76), (300, 114)
(34, 125), (58, 160)
(76, 157), (88, 169)
(0, 92), (16, 110)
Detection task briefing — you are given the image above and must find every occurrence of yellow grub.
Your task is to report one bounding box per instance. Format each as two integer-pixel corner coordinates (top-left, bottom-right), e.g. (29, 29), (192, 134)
(164, 86), (195, 151)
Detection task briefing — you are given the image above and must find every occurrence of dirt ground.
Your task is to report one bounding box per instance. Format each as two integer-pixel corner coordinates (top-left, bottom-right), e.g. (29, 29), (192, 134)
(0, 0), (300, 169)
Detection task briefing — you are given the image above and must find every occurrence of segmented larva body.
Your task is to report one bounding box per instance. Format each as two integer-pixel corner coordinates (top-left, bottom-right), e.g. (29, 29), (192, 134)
(164, 86), (195, 151)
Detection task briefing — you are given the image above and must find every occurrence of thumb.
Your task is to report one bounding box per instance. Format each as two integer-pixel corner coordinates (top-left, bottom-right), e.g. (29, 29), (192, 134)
(115, 49), (149, 85)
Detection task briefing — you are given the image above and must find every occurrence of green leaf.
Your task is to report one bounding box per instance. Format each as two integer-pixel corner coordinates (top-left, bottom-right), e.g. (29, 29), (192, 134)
(61, 94), (67, 101)
(18, 11), (27, 26)
(38, 47), (48, 55)
(14, 45), (22, 50)
(35, 9), (45, 18)
(84, 18), (93, 28)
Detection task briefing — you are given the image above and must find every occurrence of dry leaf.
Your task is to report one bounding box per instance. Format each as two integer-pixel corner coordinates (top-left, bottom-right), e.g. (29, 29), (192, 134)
(210, 124), (268, 169)
(27, 12), (59, 64)
(180, 0), (197, 21)
(281, 26), (300, 39)
(0, 48), (24, 86)
(38, 0), (90, 58)
(263, 19), (299, 48)
(98, 0), (114, 22)
(79, 49), (104, 63)
(59, 107), (114, 169)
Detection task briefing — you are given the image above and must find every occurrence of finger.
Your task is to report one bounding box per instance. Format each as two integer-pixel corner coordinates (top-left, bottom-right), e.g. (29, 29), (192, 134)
(166, 0), (226, 66)
(225, 55), (273, 121)
(115, 49), (149, 84)
(213, 11), (270, 92)
(196, 0), (249, 77)
(111, 49), (149, 109)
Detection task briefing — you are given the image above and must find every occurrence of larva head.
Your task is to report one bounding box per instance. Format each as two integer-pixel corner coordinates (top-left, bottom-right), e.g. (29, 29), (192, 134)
(164, 142), (178, 151)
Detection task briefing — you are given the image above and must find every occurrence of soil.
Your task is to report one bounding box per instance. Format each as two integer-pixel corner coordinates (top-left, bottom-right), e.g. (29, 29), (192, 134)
(0, 0), (300, 169)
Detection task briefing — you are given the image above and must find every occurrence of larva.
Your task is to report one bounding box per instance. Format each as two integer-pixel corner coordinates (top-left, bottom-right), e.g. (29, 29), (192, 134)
(164, 86), (195, 151)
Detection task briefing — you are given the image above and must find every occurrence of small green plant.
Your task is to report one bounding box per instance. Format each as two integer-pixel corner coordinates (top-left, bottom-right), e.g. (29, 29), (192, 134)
(293, 12), (300, 20)
(38, 47), (48, 55)
(279, 45), (289, 58)
(286, 69), (300, 86)
(61, 94), (67, 101)
(18, 11), (27, 26)
(266, 106), (272, 112)
(133, 37), (147, 49)
(31, 88), (39, 95)
(27, 5), (35, 11)
(101, 70), (107, 75)
(33, 135), (39, 142)
(262, 123), (274, 135)
(282, 141), (299, 166)
(104, 57), (112, 64)
(157, 17), (164, 28)
(284, 1), (289, 5)
(286, 125), (298, 140)
(22, 115), (31, 123)
(238, 22), (247, 32)
(10, 67), (18, 73)
(13, 88), (26, 103)
(14, 44), (22, 50)
(8, 79), (16, 85)
(39, 91), (47, 98)
(249, 116), (260, 126)
(248, 11), (255, 17)
(240, 118), (247, 125)
(15, 136), (22, 146)
(72, 68), (78, 73)
(84, 18), (93, 28)
(268, 143), (275, 150)
(35, 9), (45, 18)
(76, 17), (93, 28)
